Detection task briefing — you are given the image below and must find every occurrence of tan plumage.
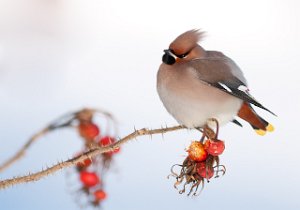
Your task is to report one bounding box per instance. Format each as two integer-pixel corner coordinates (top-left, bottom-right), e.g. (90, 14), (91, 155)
(169, 29), (206, 57)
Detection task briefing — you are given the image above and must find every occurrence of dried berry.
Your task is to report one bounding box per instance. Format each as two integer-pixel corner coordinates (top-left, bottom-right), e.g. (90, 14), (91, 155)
(196, 162), (214, 179)
(187, 141), (208, 162)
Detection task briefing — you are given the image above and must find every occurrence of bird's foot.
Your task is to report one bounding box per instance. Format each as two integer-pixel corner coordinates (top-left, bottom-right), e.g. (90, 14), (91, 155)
(196, 118), (219, 143)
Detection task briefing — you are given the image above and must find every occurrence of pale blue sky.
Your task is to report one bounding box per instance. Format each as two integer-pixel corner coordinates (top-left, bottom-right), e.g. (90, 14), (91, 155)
(0, 0), (299, 209)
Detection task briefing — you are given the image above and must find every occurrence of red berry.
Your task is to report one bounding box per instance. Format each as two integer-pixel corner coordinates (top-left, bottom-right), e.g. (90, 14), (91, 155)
(99, 136), (120, 154)
(187, 141), (208, 162)
(99, 136), (115, 146)
(204, 139), (225, 156)
(196, 162), (214, 179)
(76, 158), (92, 168)
(94, 189), (107, 201)
(113, 147), (121, 153)
(74, 153), (92, 171)
(78, 122), (100, 140)
(80, 171), (100, 187)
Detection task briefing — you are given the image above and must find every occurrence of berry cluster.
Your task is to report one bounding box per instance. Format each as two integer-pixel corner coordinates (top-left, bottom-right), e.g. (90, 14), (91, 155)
(74, 109), (120, 207)
(169, 120), (226, 195)
(45, 108), (119, 207)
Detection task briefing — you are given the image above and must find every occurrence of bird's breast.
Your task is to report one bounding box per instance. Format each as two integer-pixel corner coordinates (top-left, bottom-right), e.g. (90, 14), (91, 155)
(157, 65), (243, 128)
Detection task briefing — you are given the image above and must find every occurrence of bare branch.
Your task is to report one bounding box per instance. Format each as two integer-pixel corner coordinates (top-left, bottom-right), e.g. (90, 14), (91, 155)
(0, 128), (50, 173)
(0, 125), (185, 189)
(0, 108), (111, 173)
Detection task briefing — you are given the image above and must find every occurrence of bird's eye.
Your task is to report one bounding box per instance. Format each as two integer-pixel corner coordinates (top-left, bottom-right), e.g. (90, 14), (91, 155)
(170, 49), (189, 59)
(177, 53), (188, 59)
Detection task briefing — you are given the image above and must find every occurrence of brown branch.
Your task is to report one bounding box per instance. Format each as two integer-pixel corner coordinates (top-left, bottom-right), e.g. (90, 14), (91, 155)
(0, 125), (185, 189)
(0, 127), (50, 173)
(0, 108), (109, 173)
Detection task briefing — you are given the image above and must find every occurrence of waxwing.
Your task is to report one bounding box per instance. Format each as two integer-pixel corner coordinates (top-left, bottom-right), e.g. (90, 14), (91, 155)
(157, 29), (275, 135)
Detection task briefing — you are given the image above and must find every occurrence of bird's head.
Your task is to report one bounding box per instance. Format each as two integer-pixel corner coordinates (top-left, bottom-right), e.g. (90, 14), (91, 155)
(162, 29), (206, 65)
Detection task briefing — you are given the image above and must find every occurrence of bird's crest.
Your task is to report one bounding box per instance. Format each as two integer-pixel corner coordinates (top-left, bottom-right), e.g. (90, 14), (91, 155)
(169, 29), (205, 55)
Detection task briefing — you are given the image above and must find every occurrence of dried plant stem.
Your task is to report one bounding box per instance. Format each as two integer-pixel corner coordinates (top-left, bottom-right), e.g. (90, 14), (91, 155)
(0, 108), (112, 173)
(0, 125), (185, 189)
(0, 128), (50, 173)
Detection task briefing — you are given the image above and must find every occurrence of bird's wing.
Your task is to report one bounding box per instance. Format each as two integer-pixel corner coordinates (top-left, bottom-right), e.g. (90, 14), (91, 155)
(188, 57), (276, 116)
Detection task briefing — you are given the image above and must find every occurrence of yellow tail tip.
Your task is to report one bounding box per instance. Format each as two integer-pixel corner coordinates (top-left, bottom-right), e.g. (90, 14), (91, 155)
(266, 124), (275, 132)
(255, 129), (266, 136)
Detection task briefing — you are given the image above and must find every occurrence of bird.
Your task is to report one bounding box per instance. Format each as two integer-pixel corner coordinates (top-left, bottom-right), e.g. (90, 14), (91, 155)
(157, 29), (275, 136)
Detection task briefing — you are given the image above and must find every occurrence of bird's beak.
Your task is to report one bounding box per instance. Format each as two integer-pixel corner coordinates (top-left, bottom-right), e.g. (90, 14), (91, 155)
(162, 49), (176, 65)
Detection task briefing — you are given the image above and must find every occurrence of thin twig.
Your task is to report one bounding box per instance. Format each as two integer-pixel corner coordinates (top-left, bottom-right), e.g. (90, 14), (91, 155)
(0, 128), (50, 173)
(0, 125), (185, 189)
(0, 108), (109, 173)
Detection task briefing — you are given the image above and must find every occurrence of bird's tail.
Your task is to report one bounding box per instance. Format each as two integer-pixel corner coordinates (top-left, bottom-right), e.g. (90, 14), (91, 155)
(238, 102), (274, 136)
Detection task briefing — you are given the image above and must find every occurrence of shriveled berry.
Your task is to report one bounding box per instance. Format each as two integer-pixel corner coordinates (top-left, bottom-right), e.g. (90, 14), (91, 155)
(187, 141), (208, 162)
(196, 162), (214, 179)
(80, 171), (100, 187)
(78, 122), (100, 140)
(204, 139), (225, 156)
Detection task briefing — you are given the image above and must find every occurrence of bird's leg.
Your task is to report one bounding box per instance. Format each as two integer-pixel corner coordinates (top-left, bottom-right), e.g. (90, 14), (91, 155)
(211, 118), (219, 139)
(196, 125), (216, 142)
(196, 127), (206, 143)
(203, 125), (216, 140)
(207, 118), (220, 139)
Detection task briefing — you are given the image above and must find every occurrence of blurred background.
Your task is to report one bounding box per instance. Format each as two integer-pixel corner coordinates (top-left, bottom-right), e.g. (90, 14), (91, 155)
(0, 0), (299, 209)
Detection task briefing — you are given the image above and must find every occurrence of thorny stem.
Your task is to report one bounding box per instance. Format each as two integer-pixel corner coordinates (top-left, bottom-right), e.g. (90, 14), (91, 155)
(0, 125), (185, 189)
(0, 128), (50, 173)
(0, 108), (115, 173)
(0, 112), (77, 173)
